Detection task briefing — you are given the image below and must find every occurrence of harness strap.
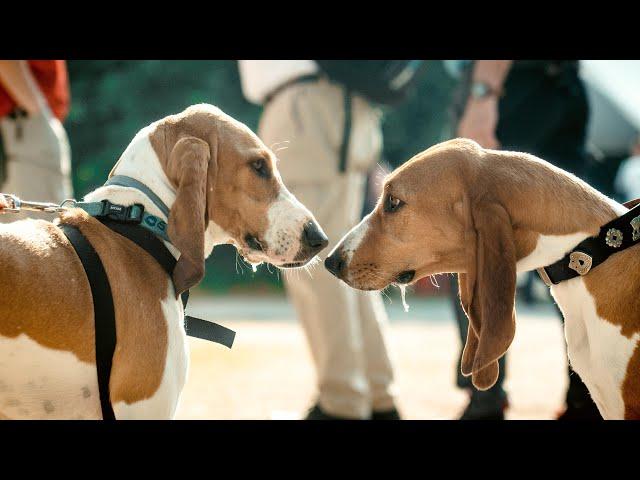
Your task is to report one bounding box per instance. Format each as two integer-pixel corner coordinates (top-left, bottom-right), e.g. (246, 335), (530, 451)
(538, 200), (640, 286)
(59, 224), (117, 421)
(99, 219), (236, 347)
(76, 200), (170, 242)
(338, 88), (352, 173)
(59, 220), (235, 419)
(104, 175), (171, 218)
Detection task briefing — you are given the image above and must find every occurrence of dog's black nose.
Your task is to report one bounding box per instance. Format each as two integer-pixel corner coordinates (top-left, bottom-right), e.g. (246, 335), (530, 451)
(303, 221), (329, 251)
(325, 252), (345, 277)
(396, 270), (415, 284)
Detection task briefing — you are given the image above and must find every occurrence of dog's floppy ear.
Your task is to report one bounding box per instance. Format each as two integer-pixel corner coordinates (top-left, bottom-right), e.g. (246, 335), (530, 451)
(165, 136), (215, 297)
(458, 196), (517, 391)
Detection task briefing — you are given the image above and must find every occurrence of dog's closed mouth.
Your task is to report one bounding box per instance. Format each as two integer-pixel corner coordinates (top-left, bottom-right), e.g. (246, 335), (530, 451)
(279, 261), (308, 269)
(395, 270), (416, 284)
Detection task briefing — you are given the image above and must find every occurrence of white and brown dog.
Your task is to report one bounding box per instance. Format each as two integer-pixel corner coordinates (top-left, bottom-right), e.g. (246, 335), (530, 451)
(326, 138), (640, 419)
(0, 104), (327, 419)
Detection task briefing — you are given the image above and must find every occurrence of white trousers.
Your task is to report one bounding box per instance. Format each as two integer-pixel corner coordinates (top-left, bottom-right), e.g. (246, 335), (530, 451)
(259, 78), (397, 418)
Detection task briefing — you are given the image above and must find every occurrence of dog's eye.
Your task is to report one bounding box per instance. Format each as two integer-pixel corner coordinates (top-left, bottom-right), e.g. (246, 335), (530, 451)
(384, 194), (404, 213)
(251, 158), (270, 179)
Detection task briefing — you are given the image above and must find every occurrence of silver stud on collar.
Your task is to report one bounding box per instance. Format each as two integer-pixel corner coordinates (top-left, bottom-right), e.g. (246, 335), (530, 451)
(606, 228), (623, 248)
(568, 251), (593, 276)
(631, 216), (640, 242)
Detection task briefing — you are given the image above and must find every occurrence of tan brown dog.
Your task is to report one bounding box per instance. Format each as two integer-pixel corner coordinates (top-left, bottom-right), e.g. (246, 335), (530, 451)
(0, 104), (327, 419)
(325, 138), (640, 419)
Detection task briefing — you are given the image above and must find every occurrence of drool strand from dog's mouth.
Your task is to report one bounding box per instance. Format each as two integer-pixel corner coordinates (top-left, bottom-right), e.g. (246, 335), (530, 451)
(398, 284), (410, 313)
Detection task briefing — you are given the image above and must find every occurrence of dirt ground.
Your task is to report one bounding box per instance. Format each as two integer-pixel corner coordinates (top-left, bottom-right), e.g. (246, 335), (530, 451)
(175, 296), (568, 420)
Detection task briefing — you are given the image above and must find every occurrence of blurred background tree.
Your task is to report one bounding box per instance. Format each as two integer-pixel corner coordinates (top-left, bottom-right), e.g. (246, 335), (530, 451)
(65, 60), (456, 293)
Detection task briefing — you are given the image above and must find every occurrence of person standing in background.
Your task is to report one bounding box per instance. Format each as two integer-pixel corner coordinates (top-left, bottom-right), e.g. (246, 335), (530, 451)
(239, 61), (426, 419)
(446, 60), (601, 420)
(0, 60), (72, 220)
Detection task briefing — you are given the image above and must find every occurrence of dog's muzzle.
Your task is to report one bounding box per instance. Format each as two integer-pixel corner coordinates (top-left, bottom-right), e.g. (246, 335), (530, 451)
(293, 220), (328, 259)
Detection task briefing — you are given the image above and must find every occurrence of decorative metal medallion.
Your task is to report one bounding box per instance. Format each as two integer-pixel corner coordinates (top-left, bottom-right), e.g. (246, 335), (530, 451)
(568, 251), (593, 276)
(631, 216), (640, 242)
(605, 228), (623, 248)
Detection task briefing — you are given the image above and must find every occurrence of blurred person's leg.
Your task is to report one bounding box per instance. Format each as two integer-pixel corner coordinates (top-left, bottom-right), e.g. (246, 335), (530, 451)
(358, 281), (397, 416)
(0, 109), (72, 223)
(446, 64), (508, 419)
(449, 275), (508, 419)
(258, 78), (396, 419)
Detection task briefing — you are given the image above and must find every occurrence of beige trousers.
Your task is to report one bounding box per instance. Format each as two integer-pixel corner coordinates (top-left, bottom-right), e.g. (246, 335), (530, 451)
(259, 78), (396, 418)
(0, 111), (72, 222)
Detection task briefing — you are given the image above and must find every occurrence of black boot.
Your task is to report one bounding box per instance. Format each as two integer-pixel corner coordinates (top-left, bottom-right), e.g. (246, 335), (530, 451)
(371, 407), (401, 420)
(304, 403), (360, 420)
(557, 370), (603, 420)
(459, 388), (509, 420)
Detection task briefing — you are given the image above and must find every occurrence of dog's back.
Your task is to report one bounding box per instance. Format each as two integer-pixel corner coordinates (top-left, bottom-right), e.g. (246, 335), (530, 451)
(0, 218), (99, 419)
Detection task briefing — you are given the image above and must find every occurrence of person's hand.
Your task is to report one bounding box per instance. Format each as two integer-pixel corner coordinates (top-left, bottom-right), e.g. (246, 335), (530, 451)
(457, 97), (501, 149)
(632, 136), (640, 157)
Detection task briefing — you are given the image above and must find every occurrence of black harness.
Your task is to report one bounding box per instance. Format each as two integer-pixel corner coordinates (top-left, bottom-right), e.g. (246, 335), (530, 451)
(538, 199), (640, 286)
(59, 201), (235, 420)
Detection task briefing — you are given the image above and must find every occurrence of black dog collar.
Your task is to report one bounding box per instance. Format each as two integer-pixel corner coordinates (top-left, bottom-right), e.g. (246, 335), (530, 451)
(538, 199), (640, 286)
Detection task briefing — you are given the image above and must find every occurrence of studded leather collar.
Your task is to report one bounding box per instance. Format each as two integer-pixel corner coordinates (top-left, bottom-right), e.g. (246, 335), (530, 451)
(537, 198), (640, 286)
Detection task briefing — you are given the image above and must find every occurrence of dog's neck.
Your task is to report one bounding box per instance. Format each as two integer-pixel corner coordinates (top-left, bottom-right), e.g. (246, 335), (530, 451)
(84, 125), (179, 257)
(481, 153), (628, 273)
(84, 125), (231, 259)
(87, 125), (176, 218)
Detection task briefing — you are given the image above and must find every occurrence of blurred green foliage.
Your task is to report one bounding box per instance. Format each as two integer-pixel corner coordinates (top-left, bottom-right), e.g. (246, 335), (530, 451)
(65, 60), (456, 292)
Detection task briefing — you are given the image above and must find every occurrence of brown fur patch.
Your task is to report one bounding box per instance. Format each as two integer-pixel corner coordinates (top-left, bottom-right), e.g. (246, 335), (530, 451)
(57, 209), (170, 405)
(622, 342), (640, 419)
(0, 219), (94, 362)
(582, 246), (640, 418)
(0, 210), (170, 405)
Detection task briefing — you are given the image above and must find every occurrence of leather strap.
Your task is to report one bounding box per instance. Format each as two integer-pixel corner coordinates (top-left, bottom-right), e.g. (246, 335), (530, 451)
(99, 219), (235, 348)
(338, 88), (352, 174)
(105, 175), (171, 218)
(263, 73), (320, 106)
(538, 199), (640, 286)
(76, 200), (169, 242)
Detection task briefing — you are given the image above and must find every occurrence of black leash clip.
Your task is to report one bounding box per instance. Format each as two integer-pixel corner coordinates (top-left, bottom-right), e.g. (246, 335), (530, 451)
(100, 200), (145, 224)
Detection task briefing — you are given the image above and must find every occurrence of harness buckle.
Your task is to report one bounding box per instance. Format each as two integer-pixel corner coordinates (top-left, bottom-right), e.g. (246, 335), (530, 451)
(537, 267), (553, 287)
(100, 200), (145, 224)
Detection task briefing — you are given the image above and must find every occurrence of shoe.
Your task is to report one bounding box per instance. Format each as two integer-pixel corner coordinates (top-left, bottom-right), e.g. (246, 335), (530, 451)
(371, 407), (401, 420)
(556, 401), (603, 420)
(459, 394), (509, 420)
(304, 403), (357, 420)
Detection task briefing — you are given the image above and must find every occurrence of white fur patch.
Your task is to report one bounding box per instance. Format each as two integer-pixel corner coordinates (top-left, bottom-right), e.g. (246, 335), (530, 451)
(112, 282), (188, 420)
(552, 278), (639, 419)
(516, 232), (592, 273)
(334, 213), (371, 266)
(0, 334), (101, 419)
(204, 220), (234, 257)
(263, 187), (313, 263)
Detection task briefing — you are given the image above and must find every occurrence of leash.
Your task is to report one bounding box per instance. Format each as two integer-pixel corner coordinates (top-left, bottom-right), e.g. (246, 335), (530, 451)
(538, 199), (640, 286)
(1, 181), (235, 420)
